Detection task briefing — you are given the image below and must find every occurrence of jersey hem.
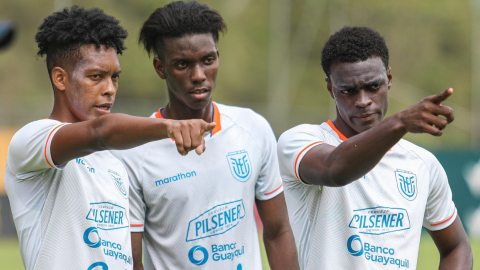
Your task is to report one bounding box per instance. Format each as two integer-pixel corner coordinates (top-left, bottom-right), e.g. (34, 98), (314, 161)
(294, 141), (324, 183)
(44, 123), (67, 169)
(425, 206), (457, 231)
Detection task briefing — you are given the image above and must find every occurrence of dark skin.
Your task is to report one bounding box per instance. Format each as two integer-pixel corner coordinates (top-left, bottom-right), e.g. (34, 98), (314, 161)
(298, 56), (472, 269)
(131, 33), (300, 270)
(48, 44), (215, 165)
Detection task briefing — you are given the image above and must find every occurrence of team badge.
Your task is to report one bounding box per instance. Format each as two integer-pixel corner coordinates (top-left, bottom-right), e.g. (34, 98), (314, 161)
(395, 169), (417, 201)
(226, 150), (252, 182)
(108, 169), (127, 198)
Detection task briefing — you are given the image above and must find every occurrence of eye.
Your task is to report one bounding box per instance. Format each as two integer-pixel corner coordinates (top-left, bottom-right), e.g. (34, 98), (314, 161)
(204, 57), (215, 64)
(371, 83), (381, 90)
(91, 74), (101, 79)
(175, 62), (187, 68)
(112, 74), (120, 81)
(341, 88), (356, 94)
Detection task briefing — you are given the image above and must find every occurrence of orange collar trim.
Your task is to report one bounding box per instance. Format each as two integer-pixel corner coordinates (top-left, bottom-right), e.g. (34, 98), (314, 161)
(327, 120), (348, 141)
(154, 102), (222, 136)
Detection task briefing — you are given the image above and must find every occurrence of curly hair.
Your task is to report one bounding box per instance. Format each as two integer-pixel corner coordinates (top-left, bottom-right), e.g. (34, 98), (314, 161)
(321, 26), (389, 77)
(35, 6), (128, 76)
(139, 1), (226, 59)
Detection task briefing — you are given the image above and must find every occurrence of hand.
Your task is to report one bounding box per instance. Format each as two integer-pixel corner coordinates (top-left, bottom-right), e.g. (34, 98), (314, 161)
(396, 88), (454, 136)
(166, 119), (216, 155)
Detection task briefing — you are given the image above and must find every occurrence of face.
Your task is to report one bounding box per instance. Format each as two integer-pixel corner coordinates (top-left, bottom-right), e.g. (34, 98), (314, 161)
(327, 57), (392, 137)
(154, 33), (219, 111)
(59, 44), (121, 122)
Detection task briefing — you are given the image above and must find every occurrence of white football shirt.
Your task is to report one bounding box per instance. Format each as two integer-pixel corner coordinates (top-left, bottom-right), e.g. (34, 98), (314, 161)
(277, 120), (456, 270)
(5, 119), (133, 270)
(113, 103), (284, 270)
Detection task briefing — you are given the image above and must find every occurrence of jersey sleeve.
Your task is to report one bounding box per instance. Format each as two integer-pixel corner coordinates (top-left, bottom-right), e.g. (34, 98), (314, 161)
(111, 148), (147, 232)
(7, 119), (67, 179)
(422, 155), (457, 231)
(277, 124), (326, 184)
(254, 117), (284, 201)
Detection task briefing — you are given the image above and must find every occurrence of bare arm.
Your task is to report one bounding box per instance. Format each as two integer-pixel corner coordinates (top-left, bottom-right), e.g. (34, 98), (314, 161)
(256, 193), (300, 270)
(131, 232), (144, 270)
(50, 113), (215, 165)
(426, 216), (473, 270)
(299, 88), (455, 186)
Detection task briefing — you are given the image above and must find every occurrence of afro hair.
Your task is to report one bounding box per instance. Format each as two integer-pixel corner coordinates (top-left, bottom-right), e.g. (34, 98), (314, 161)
(321, 26), (389, 77)
(35, 6), (128, 76)
(139, 1), (226, 58)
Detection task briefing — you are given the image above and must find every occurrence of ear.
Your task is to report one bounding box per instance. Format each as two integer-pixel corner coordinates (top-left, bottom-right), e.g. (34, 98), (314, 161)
(216, 48), (220, 58)
(387, 67), (392, 90)
(51, 67), (68, 91)
(326, 77), (335, 99)
(154, 57), (166, 80)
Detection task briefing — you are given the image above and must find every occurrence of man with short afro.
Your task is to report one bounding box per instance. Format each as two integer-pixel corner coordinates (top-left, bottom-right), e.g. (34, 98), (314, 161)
(278, 26), (472, 269)
(112, 1), (300, 270)
(5, 6), (215, 270)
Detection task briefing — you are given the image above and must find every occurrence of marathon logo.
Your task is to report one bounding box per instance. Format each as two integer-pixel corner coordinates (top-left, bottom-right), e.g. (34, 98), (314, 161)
(86, 202), (129, 230)
(186, 200), (246, 242)
(349, 207), (410, 235)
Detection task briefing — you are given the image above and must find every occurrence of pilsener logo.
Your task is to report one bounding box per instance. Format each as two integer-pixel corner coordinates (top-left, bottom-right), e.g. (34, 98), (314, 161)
(349, 206), (411, 235)
(186, 200), (246, 242)
(189, 245), (208, 266)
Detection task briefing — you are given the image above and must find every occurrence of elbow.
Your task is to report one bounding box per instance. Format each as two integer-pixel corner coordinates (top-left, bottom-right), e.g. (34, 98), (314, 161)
(90, 115), (111, 151)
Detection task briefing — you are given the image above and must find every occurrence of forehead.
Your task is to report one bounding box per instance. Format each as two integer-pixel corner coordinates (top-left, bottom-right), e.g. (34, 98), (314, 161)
(329, 57), (387, 85)
(163, 33), (216, 59)
(75, 44), (120, 71)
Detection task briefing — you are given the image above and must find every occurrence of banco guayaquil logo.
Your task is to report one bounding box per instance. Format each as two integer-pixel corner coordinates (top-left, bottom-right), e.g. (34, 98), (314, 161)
(395, 169), (417, 201)
(108, 169), (127, 198)
(189, 245), (209, 266)
(84, 227), (101, 248)
(347, 235), (364, 256)
(227, 150), (251, 182)
(87, 262), (108, 270)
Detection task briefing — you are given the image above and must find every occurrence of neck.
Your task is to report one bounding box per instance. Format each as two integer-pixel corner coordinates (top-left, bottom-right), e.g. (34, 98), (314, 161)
(161, 99), (213, 122)
(49, 93), (80, 123)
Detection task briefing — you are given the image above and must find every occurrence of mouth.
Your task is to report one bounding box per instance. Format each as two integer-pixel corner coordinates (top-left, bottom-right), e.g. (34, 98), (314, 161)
(94, 104), (113, 113)
(188, 88), (211, 99)
(354, 113), (376, 122)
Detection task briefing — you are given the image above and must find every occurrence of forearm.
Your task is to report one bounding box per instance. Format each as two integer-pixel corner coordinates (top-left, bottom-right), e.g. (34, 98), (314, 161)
(93, 113), (171, 150)
(304, 114), (406, 186)
(263, 228), (300, 270)
(131, 232), (144, 270)
(439, 243), (473, 270)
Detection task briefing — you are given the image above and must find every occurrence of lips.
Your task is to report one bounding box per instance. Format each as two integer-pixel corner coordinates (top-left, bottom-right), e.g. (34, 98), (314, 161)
(94, 103), (113, 113)
(189, 88), (210, 94)
(354, 113), (376, 121)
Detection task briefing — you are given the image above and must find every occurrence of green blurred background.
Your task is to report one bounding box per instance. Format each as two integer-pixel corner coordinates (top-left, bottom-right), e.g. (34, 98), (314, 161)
(0, 0), (479, 269)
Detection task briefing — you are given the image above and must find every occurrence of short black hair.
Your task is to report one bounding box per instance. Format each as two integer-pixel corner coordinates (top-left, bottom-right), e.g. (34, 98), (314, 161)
(321, 26), (389, 77)
(35, 6), (128, 77)
(139, 1), (226, 59)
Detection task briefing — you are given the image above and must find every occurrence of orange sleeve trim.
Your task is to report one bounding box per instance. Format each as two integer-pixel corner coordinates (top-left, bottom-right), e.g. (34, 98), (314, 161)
(211, 102), (222, 136)
(431, 208), (456, 226)
(294, 141), (324, 180)
(44, 124), (65, 168)
(130, 224), (144, 227)
(326, 120), (347, 141)
(265, 184), (283, 196)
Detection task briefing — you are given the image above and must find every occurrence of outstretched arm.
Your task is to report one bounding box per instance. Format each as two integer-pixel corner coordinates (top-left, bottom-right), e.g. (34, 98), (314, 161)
(50, 113), (215, 165)
(256, 193), (300, 270)
(427, 216), (473, 270)
(299, 88), (454, 186)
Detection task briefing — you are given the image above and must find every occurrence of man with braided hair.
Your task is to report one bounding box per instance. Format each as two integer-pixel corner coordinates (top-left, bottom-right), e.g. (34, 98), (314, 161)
(113, 1), (299, 270)
(278, 26), (473, 269)
(5, 6), (214, 270)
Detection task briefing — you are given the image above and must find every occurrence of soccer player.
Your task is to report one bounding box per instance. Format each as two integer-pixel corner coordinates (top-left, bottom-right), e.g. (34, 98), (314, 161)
(277, 26), (473, 269)
(4, 6), (214, 270)
(112, 2), (299, 269)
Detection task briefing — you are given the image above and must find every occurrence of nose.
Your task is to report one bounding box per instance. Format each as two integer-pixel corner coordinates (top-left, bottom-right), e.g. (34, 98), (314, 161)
(355, 90), (372, 108)
(103, 77), (117, 97)
(191, 65), (206, 83)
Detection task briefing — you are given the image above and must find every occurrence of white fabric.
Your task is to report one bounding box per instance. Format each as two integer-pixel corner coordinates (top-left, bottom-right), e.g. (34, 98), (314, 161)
(5, 119), (132, 270)
(113, 103), (283, 270)
(277, 122), (456, 270)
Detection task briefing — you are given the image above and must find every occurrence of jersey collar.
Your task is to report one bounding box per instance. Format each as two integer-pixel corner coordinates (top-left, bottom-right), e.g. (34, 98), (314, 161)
(154, 102), (222, 137)
(327, 120), (348, 141)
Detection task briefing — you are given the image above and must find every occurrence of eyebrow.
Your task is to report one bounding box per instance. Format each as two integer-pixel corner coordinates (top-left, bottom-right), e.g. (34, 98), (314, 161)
(338, 78), (384, 89)
(87, 69), (122, 74)
(364, 78), (384, 87)
(172, 51), (217, 62)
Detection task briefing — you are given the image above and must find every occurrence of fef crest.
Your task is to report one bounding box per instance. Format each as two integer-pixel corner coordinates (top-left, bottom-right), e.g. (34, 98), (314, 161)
(226, 150), (252, 182)
(108, 169), (127, 198)
(395, 169), (417, 201)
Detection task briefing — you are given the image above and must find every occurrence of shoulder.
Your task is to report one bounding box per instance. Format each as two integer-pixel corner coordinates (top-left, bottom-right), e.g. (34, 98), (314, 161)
(217, 103), (269, 126)
(278, 123), (326, 146)
(10, 119), (63, 147)
(395, 139), (441, 169)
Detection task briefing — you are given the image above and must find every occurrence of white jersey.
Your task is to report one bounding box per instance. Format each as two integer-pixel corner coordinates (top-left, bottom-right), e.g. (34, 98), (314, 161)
(4, 119), (132, 270)
(113, 103), (284, 270)
(277, 120), (456, 270)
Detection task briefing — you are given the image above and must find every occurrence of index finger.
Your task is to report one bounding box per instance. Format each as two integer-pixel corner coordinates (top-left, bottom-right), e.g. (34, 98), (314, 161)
(429, 88), (453, 104)
(202, 122), (216, 134)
